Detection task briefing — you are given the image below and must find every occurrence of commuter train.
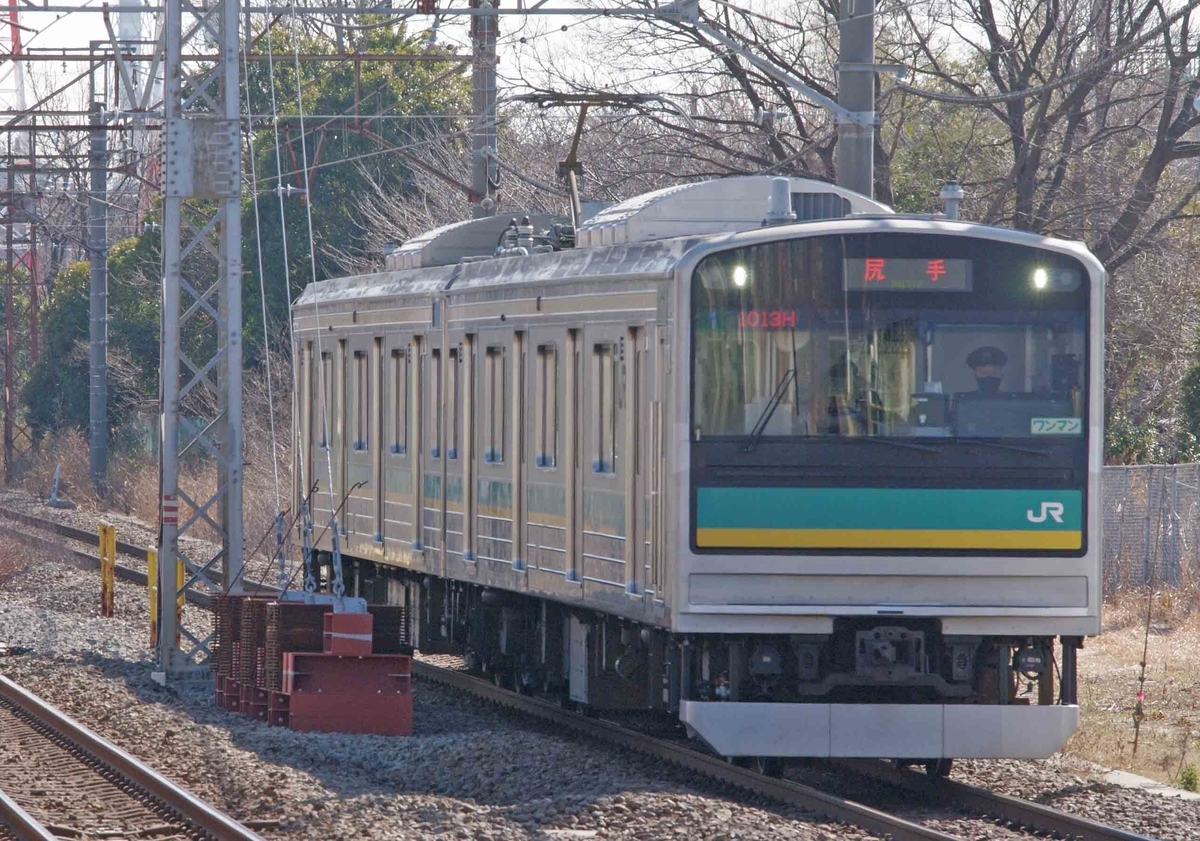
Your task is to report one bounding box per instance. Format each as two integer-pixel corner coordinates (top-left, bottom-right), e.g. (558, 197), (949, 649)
(292, 175), (1103, 774)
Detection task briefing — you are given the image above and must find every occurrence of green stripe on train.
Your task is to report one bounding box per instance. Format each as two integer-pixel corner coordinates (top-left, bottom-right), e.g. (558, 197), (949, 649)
(696, 488), (1082, 532)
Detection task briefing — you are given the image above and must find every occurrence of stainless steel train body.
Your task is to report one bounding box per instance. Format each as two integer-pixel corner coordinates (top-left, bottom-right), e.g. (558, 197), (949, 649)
(292, 176), (1104, 763)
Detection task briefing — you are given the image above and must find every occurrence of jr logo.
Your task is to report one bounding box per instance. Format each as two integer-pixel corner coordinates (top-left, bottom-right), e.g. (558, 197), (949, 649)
(1026, 502), (1065, 524)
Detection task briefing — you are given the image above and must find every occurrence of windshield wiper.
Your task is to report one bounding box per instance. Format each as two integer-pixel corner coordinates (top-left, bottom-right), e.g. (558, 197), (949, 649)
(742, 375), (942, 454)
(855, 435), (939, 453)
(963, 439), (1051, 458)
(742, 369), (796, 453)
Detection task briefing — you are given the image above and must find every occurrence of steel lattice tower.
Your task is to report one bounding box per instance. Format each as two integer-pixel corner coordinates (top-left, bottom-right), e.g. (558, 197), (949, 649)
(156, 0), (244, 678)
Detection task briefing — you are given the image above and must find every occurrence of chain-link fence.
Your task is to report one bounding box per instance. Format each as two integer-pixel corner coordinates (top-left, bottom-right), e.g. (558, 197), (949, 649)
(1102, 464), (1200, 591)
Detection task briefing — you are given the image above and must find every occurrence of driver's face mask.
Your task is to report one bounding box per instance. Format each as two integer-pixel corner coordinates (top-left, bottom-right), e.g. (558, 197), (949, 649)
(976, 376), (1002, 394)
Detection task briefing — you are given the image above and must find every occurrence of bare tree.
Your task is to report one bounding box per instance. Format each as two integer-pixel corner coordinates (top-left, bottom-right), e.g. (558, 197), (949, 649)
(892, 1), (1200, 256)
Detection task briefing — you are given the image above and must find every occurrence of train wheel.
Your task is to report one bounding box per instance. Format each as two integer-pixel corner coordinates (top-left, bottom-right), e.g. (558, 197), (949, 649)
(924, 758), (954, 779)
(751, 757), (785, 777)
(733, 757), (784, 777)
(891, 759), (915, 771)
(554, 687), (572, 709)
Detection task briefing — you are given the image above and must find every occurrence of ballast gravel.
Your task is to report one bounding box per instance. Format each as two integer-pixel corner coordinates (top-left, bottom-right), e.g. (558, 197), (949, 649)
(0, 501), (1198, 839)
(0, 546), (871, 840)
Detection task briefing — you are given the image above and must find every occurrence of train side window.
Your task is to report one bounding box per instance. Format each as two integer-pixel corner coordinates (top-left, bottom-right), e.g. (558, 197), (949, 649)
(319, 351), (333, 449)
(448, 348), (460, 460)
(353, 350), (368, 450)
(594, 343), (617, 473)
(431, 349), (442, 459)
(391, 348), (408, 455)
(535, 344), (558, 468)
(484, 346), (506, 463)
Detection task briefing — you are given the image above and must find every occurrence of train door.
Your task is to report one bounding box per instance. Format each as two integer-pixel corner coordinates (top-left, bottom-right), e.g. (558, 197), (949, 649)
(649, 323), (668, 601)
(526, 328), (566, 578)
(565, 328), (581, 584)
(335, 338), (349, 535)
(411, 335), (425, 553)
(511, 330), (527, 572)
(475, 331), (515, 566)
(444, 333), (467, 571)
(373, 336), (385, 543)
(422, 334), (444, 560)
(625, 325), (648, 596)
(344, 335), (375, 543)
(298, 340), (312, 511)
(311, 343), (336, 529)
(580, 324), (628, 594)
(382, 335), (416, 550)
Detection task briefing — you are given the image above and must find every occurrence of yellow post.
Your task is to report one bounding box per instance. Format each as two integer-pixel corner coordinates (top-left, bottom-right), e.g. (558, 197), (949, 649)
(176, 558), (185, 647)
(98, 522), (115, 618)
(147, 548), (158, 648)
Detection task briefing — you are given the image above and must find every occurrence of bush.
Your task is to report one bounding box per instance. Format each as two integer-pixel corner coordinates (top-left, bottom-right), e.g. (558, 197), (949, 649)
(1176, 763), (1195, 791)
(1180, 764), (1198, 792)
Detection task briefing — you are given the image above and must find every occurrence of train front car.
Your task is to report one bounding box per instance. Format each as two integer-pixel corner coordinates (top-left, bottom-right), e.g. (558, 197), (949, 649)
(676, 217), (1103, 768)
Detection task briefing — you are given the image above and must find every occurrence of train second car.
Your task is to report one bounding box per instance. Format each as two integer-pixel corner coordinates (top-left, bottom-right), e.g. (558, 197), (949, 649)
(291, 175), (1103, 769)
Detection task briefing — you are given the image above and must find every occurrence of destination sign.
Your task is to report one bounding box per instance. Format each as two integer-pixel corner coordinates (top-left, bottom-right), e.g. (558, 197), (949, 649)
(844, 258), (973, 292)
(738, 310), (797, 329)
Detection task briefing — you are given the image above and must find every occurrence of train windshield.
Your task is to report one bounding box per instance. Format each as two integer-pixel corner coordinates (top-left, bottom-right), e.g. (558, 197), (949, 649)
(691, 233), (1090, 441)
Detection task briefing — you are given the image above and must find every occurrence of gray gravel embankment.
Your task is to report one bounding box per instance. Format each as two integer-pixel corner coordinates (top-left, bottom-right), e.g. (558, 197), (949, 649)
(1, 488), (1197, 840)
(0, 543), (872, 841)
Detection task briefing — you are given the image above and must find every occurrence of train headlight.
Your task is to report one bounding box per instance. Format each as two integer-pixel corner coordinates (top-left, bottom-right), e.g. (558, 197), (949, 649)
(1031, 267), (1082, 292)
(732, 265), (748, 288)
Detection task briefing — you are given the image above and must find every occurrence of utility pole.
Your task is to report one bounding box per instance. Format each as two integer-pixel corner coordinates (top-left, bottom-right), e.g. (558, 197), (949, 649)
(27, 118), (38, 399)
(88, 101), (108, 490)
(836, 0), (875, 199)
(157, 0), (243, 679)
(666, 0), (877, 198)
(470, 0), (498, 217)
(4, 136), (12, 482)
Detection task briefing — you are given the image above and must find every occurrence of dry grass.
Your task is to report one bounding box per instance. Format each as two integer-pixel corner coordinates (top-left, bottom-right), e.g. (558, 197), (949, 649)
(0, 539), (26, 585)
(19, 430), (103, 511)
(1068, 593), (1200, 786)
(14, 348), (294, 570)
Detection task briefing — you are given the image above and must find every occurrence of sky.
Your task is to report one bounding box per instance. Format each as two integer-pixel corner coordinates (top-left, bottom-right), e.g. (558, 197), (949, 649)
(0, 1), (796, 113)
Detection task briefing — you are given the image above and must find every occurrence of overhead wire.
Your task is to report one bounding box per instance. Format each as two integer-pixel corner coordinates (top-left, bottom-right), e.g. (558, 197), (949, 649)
(242, 20), (283, 521)
(706, 0), (805, 32)
(262, 15), (317, 586)
(259, 108), (504, 186)
(488, 150), (568, 196)
(288, 0), (342, 594)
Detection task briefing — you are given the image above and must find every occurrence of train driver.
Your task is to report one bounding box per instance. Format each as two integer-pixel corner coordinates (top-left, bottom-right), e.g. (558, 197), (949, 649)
(966, 346), (1008, 395)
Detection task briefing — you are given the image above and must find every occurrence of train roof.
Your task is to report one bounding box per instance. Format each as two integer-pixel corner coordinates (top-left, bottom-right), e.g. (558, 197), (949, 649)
(294, 178), (1102, 311)
(294, 236), (701, 308)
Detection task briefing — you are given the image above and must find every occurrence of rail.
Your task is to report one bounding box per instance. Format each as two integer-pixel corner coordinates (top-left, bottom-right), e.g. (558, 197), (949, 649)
(0, 503), (1165, 841)
(410, 660), (960, 841)
(0, 787), (57, 841)
(836, 759), (1160, 841)
(0, 675), (262, 840)
(0, 506), (148, 559)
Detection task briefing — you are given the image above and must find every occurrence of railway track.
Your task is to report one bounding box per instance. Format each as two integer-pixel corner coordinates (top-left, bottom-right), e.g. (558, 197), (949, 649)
(835, 759), (1158, 841)
(0, 786), (56, 841)
(0, 675), (261, 841)
(412, 661), (1159, 841)
(0, 503), (1164, 841)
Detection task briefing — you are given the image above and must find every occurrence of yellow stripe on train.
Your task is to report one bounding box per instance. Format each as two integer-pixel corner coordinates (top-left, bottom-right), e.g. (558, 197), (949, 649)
(695, 528), (1083, 550)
